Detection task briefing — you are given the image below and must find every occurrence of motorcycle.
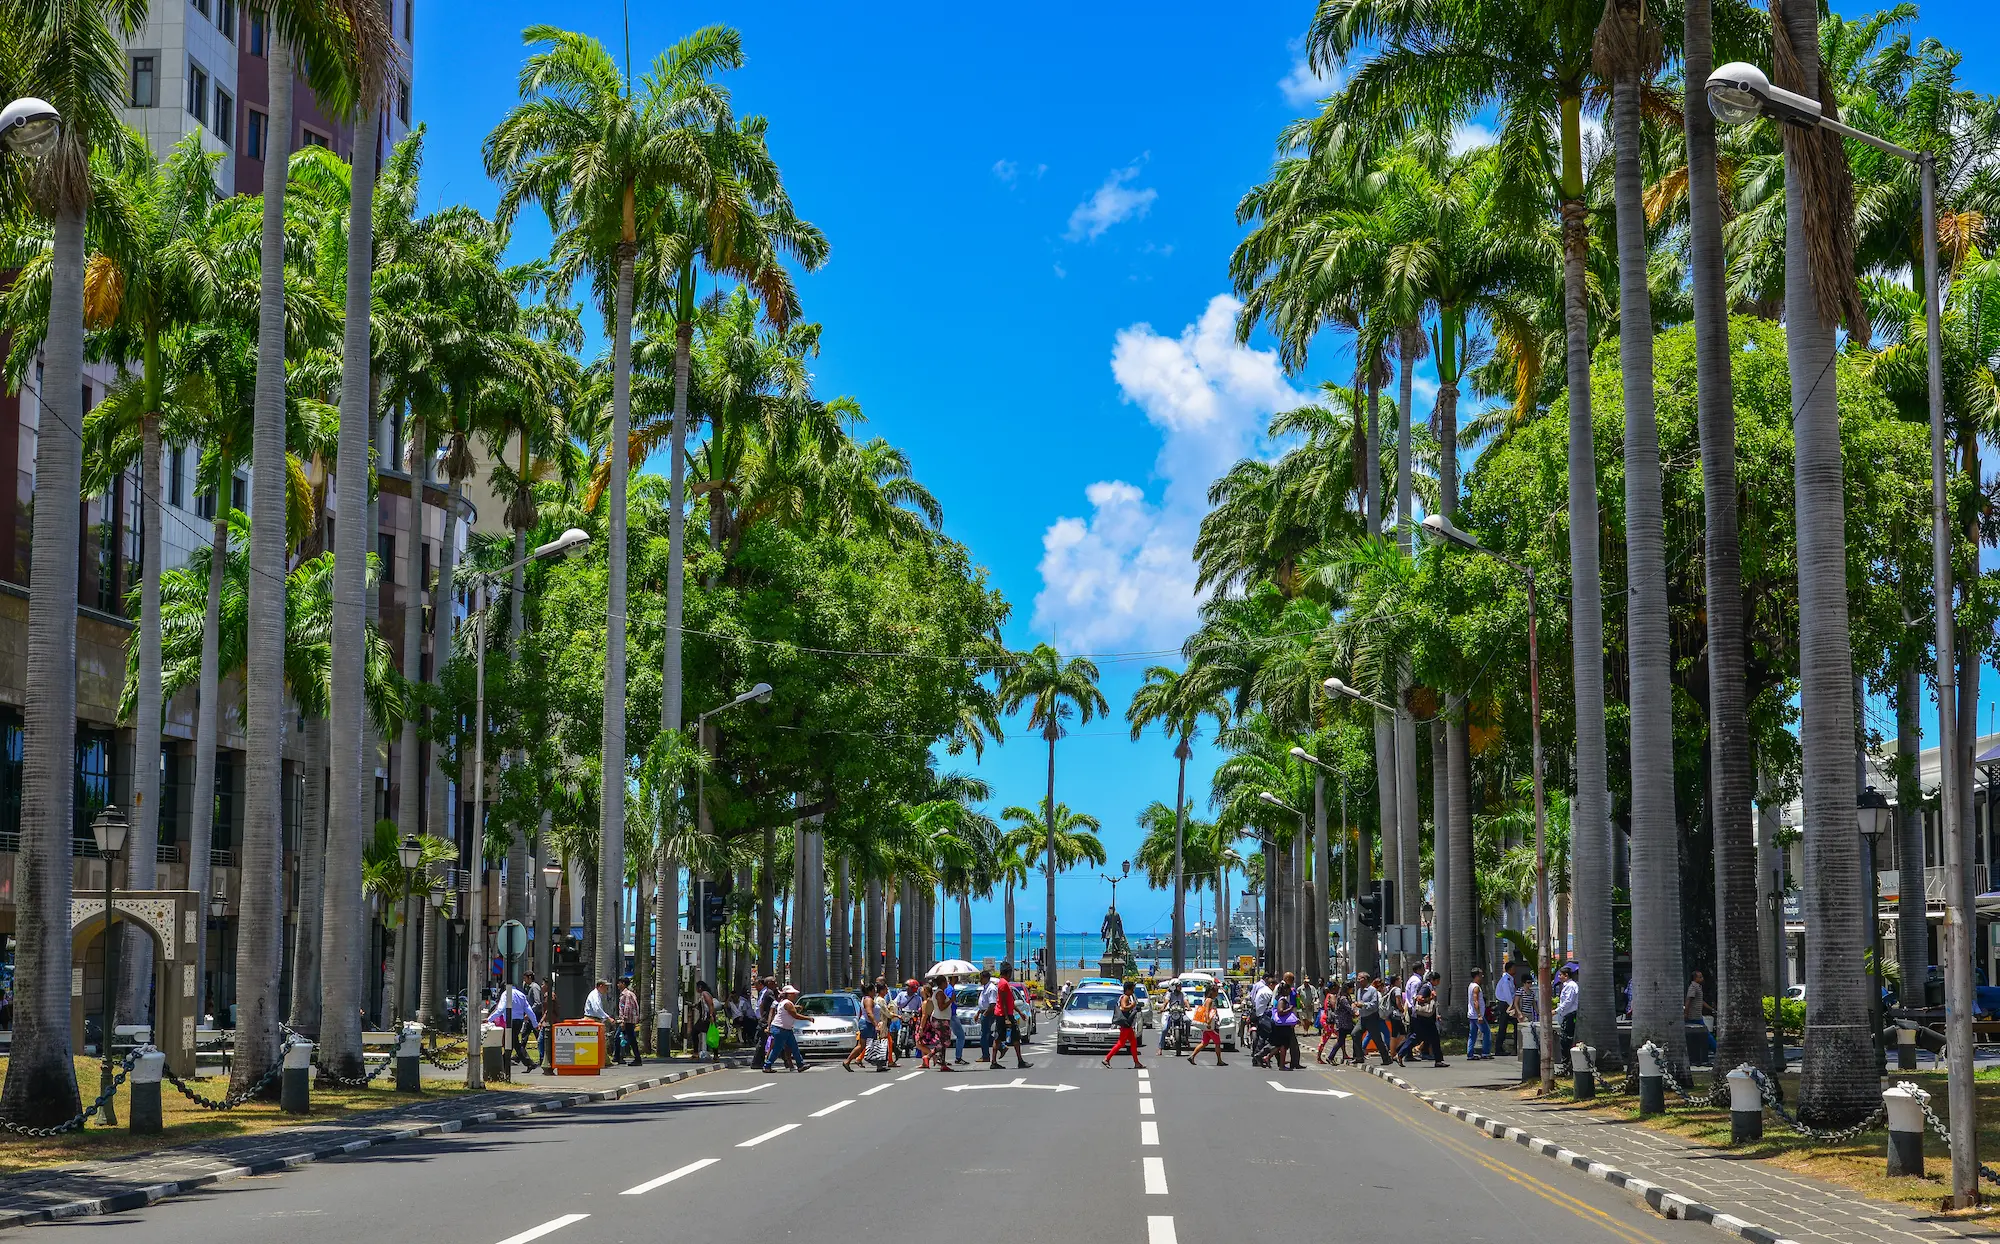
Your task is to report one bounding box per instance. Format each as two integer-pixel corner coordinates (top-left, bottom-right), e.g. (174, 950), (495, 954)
(1161, 1007), (1191, 1056)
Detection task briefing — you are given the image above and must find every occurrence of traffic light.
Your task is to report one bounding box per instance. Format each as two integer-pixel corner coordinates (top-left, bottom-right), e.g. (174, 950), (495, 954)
(688, 878), (733, 932)
(1357, 891), (1382, 928)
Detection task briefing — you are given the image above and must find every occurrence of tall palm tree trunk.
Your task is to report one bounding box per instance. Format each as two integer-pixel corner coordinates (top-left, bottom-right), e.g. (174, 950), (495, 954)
(958, 892), (972, 961)
(505, 528), (530, 928)
(1435, 362), (1474, 1030)
(1173, 745), (1188, 976)
(286, 715), (329, 1034)
(833, 855), (851, 987)
(1774, 0), (1872, 1126)
(596, 213), (638, 984)
(1431, 718), (1453, 1022)
(427, 477), (462, 997)
(1894, 657), (1926, 1018)
(1686, 0), (1765, 1079)
(1393, 330), (1421, 955)
(398, 412), (431, 1024)
(655, 844), (678, 1050)
(119, 401), (166, 1024)
(758, 824), (776, 977)
(319, 101), (380, 1080)
(1003, 879), (1016, 965)
(1043, 728), (1059, 994)
(1, 203), (88, 1124)
(866, 876), (883, 980)
(1557, 87), (1614, 1064)
(1364, 374), (1399, 952)
(663, 309), (691, 738)
(233, 37), (295, 1095)
(1312, 771), (1328, 983)
(634, 861), (651, 1051)
(189, 491), (227, 1026)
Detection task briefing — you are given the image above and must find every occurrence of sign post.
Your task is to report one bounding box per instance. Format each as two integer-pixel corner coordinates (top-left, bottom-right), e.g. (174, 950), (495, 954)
(497, 920), (528, 1077)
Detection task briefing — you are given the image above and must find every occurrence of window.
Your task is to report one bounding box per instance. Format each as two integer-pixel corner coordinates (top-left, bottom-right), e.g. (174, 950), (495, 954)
(246, 108), (266, 160)
(397, 78), (410, 126)
(130, 55), (156, 108)
(250, 10), (266, 55)
(302, 127), (330, 150)
(187, 60), (209, 125)
(196, 484), (216, 521)
(191, 0), (210, 17)
(159, 746), (182, 847)
(169, 445), (186, 509)
(0, 711), (20, 841)
(230, 472), (246, 512)
(404, 0), (412, 41)
(378, 532), (395, 583)
(419, 541), (431, 589)
(214, 87), (234, 147)
(212, 753), (238, 854)
(74, 730), (112, 847)
(218, 0), (237, 39)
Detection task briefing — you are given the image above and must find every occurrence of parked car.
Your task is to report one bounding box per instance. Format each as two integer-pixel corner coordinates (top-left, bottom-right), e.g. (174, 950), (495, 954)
(793, 992), (862, 1058)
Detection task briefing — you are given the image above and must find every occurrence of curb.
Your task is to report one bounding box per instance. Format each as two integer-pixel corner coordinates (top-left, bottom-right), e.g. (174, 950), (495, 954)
(0, 1059), (745, 1231)
(1361, 1063), (1804, 1244)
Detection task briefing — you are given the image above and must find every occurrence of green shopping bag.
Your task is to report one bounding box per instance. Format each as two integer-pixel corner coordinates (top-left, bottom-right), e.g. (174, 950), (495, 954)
(706, 1021), (722, 1051)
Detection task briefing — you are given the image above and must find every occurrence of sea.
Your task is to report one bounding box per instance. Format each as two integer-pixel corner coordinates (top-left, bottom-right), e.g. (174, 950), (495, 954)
(932, 933), (1245, 975)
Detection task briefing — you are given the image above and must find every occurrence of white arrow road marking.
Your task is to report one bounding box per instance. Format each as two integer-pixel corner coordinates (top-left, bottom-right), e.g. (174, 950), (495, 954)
(941, 1077), (1079, 1093)
(1143, 1156), (1168, 1195)
(860, 1082), (894, 1096)
(897, 1069), (926, 1081)
(621, 1159), (718, 1196)
(1148, 1216), (1178, 1244)
(674, 1083), (773, 1100)
(810, 1099), (854, 1117)
(496, 1215), (588, 1244)
(736, 1124), (801, 1148)
(1265, 1079), (1353, 1098)
(1140, 1121), (1159, 1145)
(1139, 1097), (1155, 1115)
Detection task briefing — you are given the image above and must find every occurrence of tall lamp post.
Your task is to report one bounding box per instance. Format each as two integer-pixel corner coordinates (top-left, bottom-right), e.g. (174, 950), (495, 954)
(396, 834), (421, 1025)
(1706, 62), (1972, 1200)
(91, 805), (128, 1125)
(1857, 786), (1891, 1073)
(1257, 793), (1306, 977)
(1415, 514), (1556, 1095)
(466, 528), (589, 1089)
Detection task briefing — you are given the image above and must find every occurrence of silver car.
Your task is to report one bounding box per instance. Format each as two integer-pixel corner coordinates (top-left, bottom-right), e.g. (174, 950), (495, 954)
(793, 992), (862, 1059)
(1055, 988), (1129, 1054)
(951, 983), (1039, 1041)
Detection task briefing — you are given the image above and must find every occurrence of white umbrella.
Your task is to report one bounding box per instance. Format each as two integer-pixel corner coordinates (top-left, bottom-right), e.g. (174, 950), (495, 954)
(925, 959), (979, 978)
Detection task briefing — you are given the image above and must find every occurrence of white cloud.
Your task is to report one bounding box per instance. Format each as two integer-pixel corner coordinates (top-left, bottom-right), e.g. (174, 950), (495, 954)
(1065, 164), (1158, 242)
(1052, 261), (1067, 279)
(993, 159), (1018, 184)
(1032, 295), (1305, 650)
(1412, 373), (1439, 407)
(1450, 122), (1497, 155)
(1279, 40), (1341, 107)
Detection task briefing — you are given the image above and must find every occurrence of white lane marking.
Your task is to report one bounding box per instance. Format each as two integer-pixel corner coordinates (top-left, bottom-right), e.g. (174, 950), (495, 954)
(1265, 1079), (1352, 1098)
(1148, 1216), (1178, 1244)
(495, 1215), (588, 1244)
(621, 1158), (719, 1195)
(1139, 1097), (1155, 1116)
(674, 1083), (772, 1100)
(860, 1082), (894, 1096)
(1137, 1080), (1152, 1095)
(897, 1070), (926, 1081)
(736, 1123), (801, 1148)
(1141, 1121), (1159, 1145)
(1136, 1068), (1149, 1080)
(1143, 1156), (1168, 1195)
(810, 1099), (854, 1117)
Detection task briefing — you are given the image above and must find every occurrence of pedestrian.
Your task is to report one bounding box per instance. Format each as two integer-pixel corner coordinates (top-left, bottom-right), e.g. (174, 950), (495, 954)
(989, 962), (1032, 1070)
(538, 970), (562, 1071)
(976, 969), (998, 1061)
(1388, 977), (1418, 1064)
(1187, 983), (1228, 1066)
(618, 977), (643, 1066)
(1412, 973), (1447, 1067)
(1102, 980), (1146, 1069)
(1271, 973), (1301, 1070)
(921, 978), (958, 1072)
(1492, 958), (1516, 1055)
(1511, 966), (1538, 1066)
(1466, 968), (1490, 1060)
(1316, 982), (1347, 1064)
(1353, 974), (1393, 1065)
(489, 978), (539, 1069)
(1685, 969), (1715, 1061)
(1555, 964), (1580, 1065)
(1249, 972), (1276, 1068)
(761, 985), (809, 1072)
(694, 980), (721, 1063)
(584, 977), (612, 1036)
(944, 977), (969, 1064)
(895, 979), (923, 1059)
(844, 982), (878, 1071)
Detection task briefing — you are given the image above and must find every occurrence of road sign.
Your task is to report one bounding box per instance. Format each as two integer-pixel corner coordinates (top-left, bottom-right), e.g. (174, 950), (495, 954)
(678, 929), (700, 968)
(940, 1077), (1078, 1093)
(497, 920), (529, 959)
(1266, 1079), (1352, 1098)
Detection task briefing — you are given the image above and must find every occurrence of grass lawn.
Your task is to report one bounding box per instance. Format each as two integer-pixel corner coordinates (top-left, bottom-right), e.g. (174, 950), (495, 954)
(0, 1053), (528, 1176)
(1516, 1065), (2000, 1219)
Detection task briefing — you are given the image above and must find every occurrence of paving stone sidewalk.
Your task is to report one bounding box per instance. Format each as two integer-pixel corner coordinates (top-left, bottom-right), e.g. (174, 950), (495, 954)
(1352, 1057), (2000, 1244)
(0, 1057), (743, 1231)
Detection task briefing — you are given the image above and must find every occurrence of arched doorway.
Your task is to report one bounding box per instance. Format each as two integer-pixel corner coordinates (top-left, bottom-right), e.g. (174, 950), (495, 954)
(67, 891), (198, 1078)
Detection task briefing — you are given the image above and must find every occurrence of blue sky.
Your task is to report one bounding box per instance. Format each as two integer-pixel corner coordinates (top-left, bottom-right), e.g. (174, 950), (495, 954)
(411, 1), (2000, 941)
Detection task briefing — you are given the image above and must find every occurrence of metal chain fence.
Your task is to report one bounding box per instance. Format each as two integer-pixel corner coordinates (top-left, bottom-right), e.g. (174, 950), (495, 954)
(1743, 1065), (1887, 1142)
(1907, 1081), (2000, 1185)
(162, 1052), (287, 1111)
(0, 1048), (143, 1137)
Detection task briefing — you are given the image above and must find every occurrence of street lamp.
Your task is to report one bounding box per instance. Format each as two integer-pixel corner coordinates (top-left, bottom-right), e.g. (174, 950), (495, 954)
(466, 528), (590, 1088)
(540, 858), (563, 984)
(1708, 67), (1969, 1197)
(91, 805), (128, 1125)
(1857, 785), (1892, 1073)
(693, 682), (773, 981)
(0, 98), (61, 158)
(1420, 511), (1556, 1094)
(1323, 676), (1395, 714)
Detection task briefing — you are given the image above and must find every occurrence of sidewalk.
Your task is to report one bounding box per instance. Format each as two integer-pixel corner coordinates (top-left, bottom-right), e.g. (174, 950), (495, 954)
(1354, 1057), (1994, 1244)
(0, 1057), (738, 1231)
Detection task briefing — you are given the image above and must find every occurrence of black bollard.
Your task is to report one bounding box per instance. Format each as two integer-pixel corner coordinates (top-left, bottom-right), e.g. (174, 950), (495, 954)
(281, 1040), (313, 1115)
(1884, 1085), (1924, 1177)
(128, 1049), (165, 1135)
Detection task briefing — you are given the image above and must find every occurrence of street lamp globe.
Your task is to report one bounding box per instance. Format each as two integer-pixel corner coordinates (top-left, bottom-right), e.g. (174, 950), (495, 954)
(1857, 784), (1892, 844)
(1704, 62), (1771, 125)
(91, 805), (128, 858)
(0, 98), (61, 158)
(398, 834), (423, 871)
(209, 892), (226, 920)
(429, 887), (447, 912)
(542, 860), (563, 892)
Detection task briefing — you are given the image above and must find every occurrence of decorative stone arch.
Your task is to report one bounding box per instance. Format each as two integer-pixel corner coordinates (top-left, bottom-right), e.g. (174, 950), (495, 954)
(68, 890), (198, 1079)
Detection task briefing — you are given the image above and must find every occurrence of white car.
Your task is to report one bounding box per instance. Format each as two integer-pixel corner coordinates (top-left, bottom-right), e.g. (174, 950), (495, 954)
(1166, 975), (1237, 1050)
(1055, 988), (1126, 1054)
(793, 992), (862, 1058)
(951, 983), (1038, 1039)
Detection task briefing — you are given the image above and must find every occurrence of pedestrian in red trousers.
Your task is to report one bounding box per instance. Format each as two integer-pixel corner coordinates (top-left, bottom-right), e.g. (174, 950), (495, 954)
(1102, 980), (1146, 1069)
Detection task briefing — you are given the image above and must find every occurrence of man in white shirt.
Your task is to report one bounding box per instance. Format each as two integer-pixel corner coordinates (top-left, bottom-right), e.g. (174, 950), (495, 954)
(583, 979), (611, 1022)
(1492, 959), (1517, 1054)
(1405, 968), (1424, 1007)
(976, 970), (1000, 1061)
(1465, 968), (1490, 1060)
(490, 980), (539, 1071)
(1554, 964), (1581, 1063)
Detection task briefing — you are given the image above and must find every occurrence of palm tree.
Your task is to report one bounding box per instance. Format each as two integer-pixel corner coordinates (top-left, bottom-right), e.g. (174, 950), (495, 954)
(0, 0), (147, 1124)
(485, 24), (741, 980)
(998, 645), (1108, 991)
(1309, 0), (1615, 1045)
(1595, 0), (1684, 1076)
(1681, 0), (1766, 1083)
(1001, 802), (1107, 965)
(1126, 665), (1228, 974)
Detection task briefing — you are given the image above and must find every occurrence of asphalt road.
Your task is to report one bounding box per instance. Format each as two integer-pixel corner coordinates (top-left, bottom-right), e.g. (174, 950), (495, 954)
(30, 1029), (1711, 1242)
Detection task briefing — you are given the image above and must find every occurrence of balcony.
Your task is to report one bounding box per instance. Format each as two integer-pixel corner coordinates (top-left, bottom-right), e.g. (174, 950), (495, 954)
(1875, 866), (1989, 903)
